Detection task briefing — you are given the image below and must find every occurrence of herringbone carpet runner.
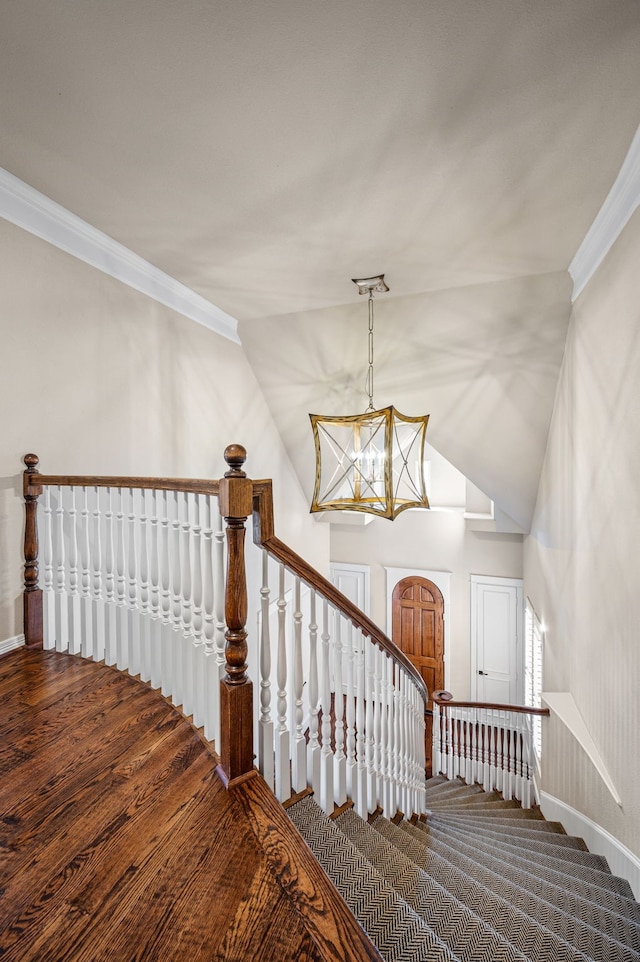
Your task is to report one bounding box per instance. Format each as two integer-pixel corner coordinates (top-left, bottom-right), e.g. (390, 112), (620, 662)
(288, 776), (640, 962)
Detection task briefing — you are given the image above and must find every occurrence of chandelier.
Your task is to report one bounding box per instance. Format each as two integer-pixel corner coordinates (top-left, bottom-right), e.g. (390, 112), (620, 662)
(309, 274), (430, 520)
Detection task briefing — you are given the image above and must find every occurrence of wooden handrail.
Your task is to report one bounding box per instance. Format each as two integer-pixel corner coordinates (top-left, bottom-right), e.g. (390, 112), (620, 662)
(432, 690), (550, 716)
(251, 480), (429, 709)
(29, 473), (220, 495)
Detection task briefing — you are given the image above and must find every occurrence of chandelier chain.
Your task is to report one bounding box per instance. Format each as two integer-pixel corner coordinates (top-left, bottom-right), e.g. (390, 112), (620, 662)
(366, 290), (375, 412)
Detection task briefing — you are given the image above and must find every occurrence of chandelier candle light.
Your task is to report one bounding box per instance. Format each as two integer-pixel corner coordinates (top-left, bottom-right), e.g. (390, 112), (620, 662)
(310, 275), (430, 520)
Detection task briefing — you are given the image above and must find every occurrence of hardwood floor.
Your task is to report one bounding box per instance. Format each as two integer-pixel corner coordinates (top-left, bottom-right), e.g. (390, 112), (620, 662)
(0, 647), (332, 961)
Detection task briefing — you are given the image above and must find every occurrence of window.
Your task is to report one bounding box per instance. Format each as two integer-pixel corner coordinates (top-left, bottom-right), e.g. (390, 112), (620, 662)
(524, 599), (544, 757)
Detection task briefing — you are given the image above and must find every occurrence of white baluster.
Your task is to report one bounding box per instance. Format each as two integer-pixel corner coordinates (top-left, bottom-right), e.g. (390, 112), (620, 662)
(42, 487), (56, 650)
(53, 485), (68, 652)
(211, 503), (226, 746)
(373, 646), (383, 810)
(354, 629), (367, 817)
(445, 705), (454, 781)
(398, 671), (408, 815)
(104, 487), (117, 666)
(274, 564), (291, 802)
(306, 589), (321, 797)
(291, 577), (306, 793)
(170, 489), (182, 707)
(213, 507), (227, 692)
(258, 549), (274, 789)
(191, 493), (205, 728)
(126, 487), (139, 675)
(345, 620), (357, 802)
(148, 489), (162, 690)
(90, 486), (105, 661)
(113, 488), (126, 668)
(66, 486), (81, 654)
(138, 488), (151, 684)
(380, 653), (392, 817)
(387, 660), (398, 816)
(180, 490), (193, 716)
(431, 699), (441, 782)
(365, 639), (376, 813)
(522, 713), (533, 809)
(159, 489), (173, 700)
(319, 599), (334, 813)
(201, 494), (217, 742)
(332, 611), (346, 806)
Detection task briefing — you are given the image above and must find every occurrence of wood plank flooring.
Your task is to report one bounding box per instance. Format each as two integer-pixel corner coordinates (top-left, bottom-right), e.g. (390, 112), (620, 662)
(0, 647), (326, 962)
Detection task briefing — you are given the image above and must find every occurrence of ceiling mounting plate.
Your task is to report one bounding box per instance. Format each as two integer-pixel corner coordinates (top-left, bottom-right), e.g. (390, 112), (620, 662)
(352, 274), (390, 295)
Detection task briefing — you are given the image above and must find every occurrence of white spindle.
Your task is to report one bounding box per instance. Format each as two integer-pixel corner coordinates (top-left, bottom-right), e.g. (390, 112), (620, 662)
(115, 487), (128, 670)
(191, 493), (205, 728)
(213, 506), (226, 697)
(138, 488), (151, 684)
(380, 652), (392, 817)
(66, 486), (81, 654)
(258, 549), (274, 789)
(180, 491), (193, 716)
(372, 646), (383, 810)
(148, 489), (163, 691)
(354, 629), (367, 817)
(291, 577), (306, 793)
(387, 658), (398, 816)
(42, 486), (56, 650)
(104, 487), (117, 667)
(202, 494), (218, 743)
(319, 600), (334, 813)
(365, 639), (376, 812)
(126, 487), (139, 675)
(332, 611), (346, 806)
(90, 486), (105, 661)
(274, 564), (290, 802)
(345, 621), (357, 802)
(170, 489), (183, 707)
(159, 489), (173, 700)
(306, 589), (321, 797)
(54, 485), (68, 653)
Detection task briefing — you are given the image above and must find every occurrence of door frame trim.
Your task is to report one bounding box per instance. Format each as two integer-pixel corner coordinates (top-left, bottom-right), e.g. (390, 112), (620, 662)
(385, 566), (451, 690)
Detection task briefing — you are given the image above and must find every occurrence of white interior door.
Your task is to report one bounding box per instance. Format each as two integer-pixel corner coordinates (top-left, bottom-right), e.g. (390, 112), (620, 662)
(471, 576), (523, 703)
(330, 562), (370, 616)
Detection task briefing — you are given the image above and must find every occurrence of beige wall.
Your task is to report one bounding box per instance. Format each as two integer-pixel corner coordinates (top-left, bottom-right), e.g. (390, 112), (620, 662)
(0, 219), (328, 644)
(524, 208), (640, 857)
(330, 508), (523, 698)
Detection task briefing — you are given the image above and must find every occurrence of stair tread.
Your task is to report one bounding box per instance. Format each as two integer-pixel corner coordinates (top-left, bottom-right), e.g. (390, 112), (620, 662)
(414, 820), (640, 927)
(423, 817), (635, 898)
(431, 812), (574, 835)
(288, 796), (460, 962)
(336, 808), (531, 962)
(372, 815), (604, 962)
(397, 819), (640, 957)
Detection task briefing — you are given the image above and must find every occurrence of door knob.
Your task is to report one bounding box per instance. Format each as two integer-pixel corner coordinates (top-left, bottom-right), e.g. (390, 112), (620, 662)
(478, 670), (486, 676)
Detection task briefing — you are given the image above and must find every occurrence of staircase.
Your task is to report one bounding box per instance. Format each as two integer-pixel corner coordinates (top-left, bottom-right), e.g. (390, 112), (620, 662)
(288, 776), (640, 962)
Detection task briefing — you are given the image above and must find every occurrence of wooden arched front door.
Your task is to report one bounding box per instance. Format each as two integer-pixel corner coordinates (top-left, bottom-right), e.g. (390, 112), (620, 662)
(392, 576), (445, 777)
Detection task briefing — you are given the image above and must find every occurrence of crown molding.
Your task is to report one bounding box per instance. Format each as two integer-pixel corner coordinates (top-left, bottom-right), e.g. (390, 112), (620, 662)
(569, 123), (640, 302)
(0, 167), (240, 344)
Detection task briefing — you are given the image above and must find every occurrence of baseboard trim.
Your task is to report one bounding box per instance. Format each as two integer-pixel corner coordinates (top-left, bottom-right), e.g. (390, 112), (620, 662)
(540, 791), (640, 899)
(0, 634), (26, 655)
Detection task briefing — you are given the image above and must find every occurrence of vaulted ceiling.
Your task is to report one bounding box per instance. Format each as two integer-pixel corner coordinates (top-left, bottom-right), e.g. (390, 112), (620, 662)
(2, 1), (639, 528)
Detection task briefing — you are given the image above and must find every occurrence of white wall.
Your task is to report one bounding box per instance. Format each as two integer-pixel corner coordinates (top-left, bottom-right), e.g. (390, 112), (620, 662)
(330, 507), (523, 697)
(0, 218), (329, 646)
(524, 207), (640, 859)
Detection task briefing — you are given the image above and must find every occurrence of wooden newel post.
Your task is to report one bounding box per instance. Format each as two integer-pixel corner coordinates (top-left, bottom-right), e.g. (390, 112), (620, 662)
(217, 444), (255, 784)
(23, 453), (43, 647)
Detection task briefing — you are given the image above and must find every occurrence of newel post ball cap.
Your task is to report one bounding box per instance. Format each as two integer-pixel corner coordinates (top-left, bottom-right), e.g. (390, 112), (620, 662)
(224, 443), (247, 478)
(23, 453), (39, 469)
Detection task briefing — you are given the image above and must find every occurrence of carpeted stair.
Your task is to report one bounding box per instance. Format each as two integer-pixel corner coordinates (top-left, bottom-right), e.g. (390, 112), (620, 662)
(287, 776), (640, 962)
